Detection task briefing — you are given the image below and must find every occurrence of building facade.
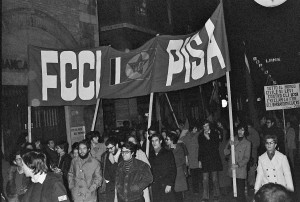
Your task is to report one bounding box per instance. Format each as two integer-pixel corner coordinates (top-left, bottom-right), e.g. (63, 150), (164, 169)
(2, 0), (100, 156)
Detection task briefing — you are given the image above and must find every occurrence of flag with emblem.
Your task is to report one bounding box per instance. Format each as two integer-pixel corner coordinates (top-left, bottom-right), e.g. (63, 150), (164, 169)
(110, 50), (154, 85)
(100, 37), (157, 98)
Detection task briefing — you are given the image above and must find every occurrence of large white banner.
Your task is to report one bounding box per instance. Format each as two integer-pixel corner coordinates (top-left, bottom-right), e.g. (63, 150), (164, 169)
(264, 83), (300, 111)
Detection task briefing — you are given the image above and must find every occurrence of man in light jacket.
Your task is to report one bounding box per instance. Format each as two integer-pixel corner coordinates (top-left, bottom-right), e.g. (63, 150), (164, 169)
(224, 124), (251, 202)
(254, 134), (294, 193)
(68, 140), (102, 202)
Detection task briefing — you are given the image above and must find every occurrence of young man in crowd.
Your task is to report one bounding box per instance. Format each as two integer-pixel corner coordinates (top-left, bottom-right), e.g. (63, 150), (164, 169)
(149, 133), (176, 202)
(21, 151), (70, 202)
(181, 124), (201, 195)
(115, 142), (153, 202)
(102, 136), (123, 202)
(198, 120), (222, 202)
(6, 150), (31, 201)
(68, 140), (102, 202)
(247, 120), (260, 189)
(44, 139), (59, 168)
(54, 141), (72, 199)
(224, 124), (251, 202)
(87, 131), (106, 162)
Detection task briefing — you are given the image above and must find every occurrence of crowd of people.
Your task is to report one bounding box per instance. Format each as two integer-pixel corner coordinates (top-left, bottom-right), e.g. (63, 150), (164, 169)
(1, 113), (299, 202)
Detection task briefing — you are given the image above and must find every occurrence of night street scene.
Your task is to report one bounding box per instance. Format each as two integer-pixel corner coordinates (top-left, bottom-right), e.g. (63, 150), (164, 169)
(1, 0), (300, 202)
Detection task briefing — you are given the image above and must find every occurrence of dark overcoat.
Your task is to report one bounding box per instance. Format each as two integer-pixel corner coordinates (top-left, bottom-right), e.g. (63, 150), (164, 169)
(149, 147), (176, 202)
(198, 129), (222, 172)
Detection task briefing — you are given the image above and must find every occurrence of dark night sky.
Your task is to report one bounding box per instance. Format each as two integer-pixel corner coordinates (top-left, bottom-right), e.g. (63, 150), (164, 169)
(172, 0), (300, 98)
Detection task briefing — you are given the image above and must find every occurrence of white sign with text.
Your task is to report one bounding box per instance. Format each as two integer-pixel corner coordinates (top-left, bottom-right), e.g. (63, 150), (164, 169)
(264, 83), (300, 111)
(70, 126), (86, 145)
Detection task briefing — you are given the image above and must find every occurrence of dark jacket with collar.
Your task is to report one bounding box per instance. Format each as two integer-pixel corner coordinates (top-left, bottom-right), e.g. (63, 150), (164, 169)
(102, 150), (123, 184)
(7, 166), (31, 198)
(198, 129), (223, 172)
(149, 147), (176, 187)
(22, 172), (70, 202)
(45, 146), (59, 166)
(115, 158), (153, 201)
(58, 153), (72, 181)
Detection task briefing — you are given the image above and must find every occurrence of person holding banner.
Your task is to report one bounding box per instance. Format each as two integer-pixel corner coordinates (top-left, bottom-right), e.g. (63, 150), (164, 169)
(224, 124), (251, 202)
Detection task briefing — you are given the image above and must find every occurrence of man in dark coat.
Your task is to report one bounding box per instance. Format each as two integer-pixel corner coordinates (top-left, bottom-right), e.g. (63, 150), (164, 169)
(198, 120), (222, 202)
(44, 139), (59, 167)
(102, 136), (123, 202)
(21, 151), (70, 202)
(149, 133), (176, 202)
(115, 142), (153, 202)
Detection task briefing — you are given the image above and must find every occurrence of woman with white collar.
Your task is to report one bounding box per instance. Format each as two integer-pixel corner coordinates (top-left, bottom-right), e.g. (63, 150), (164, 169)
(254, 134), (294, 193)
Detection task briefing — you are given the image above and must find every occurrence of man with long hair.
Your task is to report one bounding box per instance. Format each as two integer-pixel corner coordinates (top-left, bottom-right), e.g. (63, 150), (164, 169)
(68, 140), (102, 202)
(21, 151), (70, 202)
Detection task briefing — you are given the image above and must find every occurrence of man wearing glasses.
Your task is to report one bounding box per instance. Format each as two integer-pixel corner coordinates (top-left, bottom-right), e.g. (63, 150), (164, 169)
(115, 142), (153, 202)
(254, 134), (294, 194)
(101, 137), (123, 202)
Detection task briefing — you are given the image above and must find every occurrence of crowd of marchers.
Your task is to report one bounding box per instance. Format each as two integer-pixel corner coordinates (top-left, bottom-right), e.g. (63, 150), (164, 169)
(1, 113), (299, 202)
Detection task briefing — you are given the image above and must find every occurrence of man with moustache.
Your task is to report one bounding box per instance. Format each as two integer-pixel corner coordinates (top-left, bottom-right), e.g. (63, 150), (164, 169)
(68, 140), (102, 202)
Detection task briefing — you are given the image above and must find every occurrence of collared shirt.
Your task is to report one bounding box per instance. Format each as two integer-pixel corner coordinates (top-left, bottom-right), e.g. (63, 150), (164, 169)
(204, 130), (211, 140)
(32, 172), (47, 184)
(113, 149), (121, 162)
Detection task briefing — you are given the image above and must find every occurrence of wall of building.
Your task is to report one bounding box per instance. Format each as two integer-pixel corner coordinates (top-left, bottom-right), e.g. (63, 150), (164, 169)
(1, 0), (102, 152)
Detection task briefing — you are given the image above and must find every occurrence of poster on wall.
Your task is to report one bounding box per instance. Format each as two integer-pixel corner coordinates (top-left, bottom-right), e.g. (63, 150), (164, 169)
(70, 126), (86, 145)
(264, 83), (300, 111)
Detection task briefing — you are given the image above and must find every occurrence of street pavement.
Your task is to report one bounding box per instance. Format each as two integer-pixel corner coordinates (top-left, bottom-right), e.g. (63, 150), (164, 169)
(183, 153), (300, 202)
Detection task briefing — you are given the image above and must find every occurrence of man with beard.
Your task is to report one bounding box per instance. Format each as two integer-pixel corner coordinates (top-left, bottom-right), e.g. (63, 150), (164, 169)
(101, 136), (123, 202)
(68, 140), (102, 202)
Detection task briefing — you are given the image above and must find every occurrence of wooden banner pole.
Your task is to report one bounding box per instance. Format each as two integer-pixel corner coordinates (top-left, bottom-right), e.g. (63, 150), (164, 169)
(283, 109), (286, 136)
(199, 86), (206, 119)
(28, 106), (32, 143)
(91, 98), (101, 131)
(155, 94), (162, 132)
(165, 93), (179, 128)
(146, 93), (154, 157)
(226, 71), (237, 197)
